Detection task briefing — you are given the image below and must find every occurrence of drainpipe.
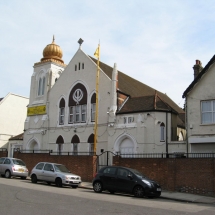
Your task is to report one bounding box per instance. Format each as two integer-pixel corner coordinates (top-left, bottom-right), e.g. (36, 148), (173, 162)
(166, 112), (168, 157)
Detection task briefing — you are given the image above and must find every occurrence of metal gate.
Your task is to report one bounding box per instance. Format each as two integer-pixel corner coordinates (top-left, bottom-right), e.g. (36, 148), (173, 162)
(96, 151), (116, 171)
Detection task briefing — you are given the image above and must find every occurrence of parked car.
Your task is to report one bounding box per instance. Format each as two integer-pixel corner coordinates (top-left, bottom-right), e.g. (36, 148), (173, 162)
(30, 162), (82, 188)
(92, 166), (161, 198)
(0, 157), (28, 179)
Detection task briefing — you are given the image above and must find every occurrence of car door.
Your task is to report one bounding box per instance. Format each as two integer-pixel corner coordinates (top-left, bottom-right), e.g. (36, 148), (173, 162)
(100, 167), (117, 190)
(33, 162), (45, 180)
(1, 158), (11, 174)
(115, 168), (136, 193)
(42, 163), (56, 182)
(0, 158), (6, 173)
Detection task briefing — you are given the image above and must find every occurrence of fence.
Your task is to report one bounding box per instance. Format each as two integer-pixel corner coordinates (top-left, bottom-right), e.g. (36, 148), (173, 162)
(17, 149), (96, 156)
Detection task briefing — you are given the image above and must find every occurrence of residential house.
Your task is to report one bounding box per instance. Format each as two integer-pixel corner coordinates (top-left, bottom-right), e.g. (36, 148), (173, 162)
(0, 93), (29, 153)
(183, 58), (215, 152)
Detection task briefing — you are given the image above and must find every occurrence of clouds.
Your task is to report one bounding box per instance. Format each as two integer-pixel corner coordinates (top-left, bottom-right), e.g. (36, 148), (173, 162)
(0, 0), (215, 107)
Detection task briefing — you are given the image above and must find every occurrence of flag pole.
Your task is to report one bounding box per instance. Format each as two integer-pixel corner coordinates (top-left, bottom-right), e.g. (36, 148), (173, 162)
(94, 43), (100, 154)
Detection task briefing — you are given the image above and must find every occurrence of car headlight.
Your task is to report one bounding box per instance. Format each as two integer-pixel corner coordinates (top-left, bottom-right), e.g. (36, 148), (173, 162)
(142, 179), (151, 187)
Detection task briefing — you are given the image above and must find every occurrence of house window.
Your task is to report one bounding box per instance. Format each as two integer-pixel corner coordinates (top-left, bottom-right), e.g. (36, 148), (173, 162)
(59, 98), (65, 125)
(160, 122), (165, 141)
(79, 63), (80, 70)
(91, 93), (96, 122)
(75, 65), (77, 71)
(201, 100), (215, 124)
(82, 63), (84, 69)
(124, 116), (134, 124)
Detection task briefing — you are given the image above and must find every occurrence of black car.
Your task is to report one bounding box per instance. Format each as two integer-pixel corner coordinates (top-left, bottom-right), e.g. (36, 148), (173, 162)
(92, 166), (161, 198)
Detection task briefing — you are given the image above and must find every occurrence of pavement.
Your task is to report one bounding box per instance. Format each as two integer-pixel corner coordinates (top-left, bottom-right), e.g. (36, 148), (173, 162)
(79, 182), (215, 204)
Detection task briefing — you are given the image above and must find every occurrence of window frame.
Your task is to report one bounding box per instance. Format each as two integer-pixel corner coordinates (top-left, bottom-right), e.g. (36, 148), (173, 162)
(201, 100), (215, 124)
(59, 107), (65, 125)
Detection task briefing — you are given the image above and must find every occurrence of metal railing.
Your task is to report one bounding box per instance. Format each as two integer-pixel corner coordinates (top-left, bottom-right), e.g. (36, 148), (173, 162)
(17, 149), (96, 156)
(15, 149), (215, 158)
(116, 152), (215, 158)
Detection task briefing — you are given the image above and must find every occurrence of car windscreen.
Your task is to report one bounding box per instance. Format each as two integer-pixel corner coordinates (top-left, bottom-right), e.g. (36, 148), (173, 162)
(12, 159), (26, 166)
(54, 164), (70, 173)
(130, 168), (147, 178)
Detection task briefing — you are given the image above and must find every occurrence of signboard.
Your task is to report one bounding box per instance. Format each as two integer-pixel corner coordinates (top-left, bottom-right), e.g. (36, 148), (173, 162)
(27, 105), (46, 116)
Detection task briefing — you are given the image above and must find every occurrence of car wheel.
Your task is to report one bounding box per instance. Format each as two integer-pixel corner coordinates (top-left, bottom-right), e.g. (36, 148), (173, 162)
(31, 174), (37, 183)
(93, 181), (103, 193)
(71, 185), (78, 189)
(133, 185), (144, 198)
(21, 176), (27, 180)
(55, 178), (62, 187)
(47, 182), (51, 185)
(5, 170), (11, 179)
(108, 190), (115, 194)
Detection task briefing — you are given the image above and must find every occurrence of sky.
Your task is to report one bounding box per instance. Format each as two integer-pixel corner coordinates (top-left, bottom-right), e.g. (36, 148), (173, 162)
(1, 0), (215, 108)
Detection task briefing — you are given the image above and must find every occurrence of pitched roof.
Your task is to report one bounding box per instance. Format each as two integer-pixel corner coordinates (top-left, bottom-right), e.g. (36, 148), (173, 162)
(90, 56), (184, 115)
(118, 93), (175, 114)
(183, 55), (215, 98)
(9, 133), (24, 140)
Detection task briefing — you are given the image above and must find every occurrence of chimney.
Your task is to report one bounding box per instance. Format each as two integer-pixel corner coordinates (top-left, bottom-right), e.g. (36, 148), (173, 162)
(193, 60), (203, 79)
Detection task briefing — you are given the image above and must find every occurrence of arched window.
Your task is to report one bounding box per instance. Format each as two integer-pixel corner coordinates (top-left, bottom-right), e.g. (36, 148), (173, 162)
(160, 122), (165, 141)
(68, 83), (87, 124)
(71, 135), (80, 155)
(59, 98), (65, 125)
(56, 135), (64, 155)
(88, 134), (94, 155)
(38, 76), (46, 96)
(91, 93), (96, 122)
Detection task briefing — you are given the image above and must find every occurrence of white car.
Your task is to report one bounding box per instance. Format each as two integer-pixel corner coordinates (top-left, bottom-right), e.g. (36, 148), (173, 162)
(30, 162), (81, 188)
(0, 157), (28, 179)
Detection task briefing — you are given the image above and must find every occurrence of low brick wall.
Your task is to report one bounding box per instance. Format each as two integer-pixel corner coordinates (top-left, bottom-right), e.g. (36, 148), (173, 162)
(113, 156), (215, 196)
(0, 151), (8, 157)
(13, 152), (97, 182)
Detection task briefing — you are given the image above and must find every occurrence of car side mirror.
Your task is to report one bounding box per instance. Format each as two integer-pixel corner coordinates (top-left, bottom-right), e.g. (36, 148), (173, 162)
(128, 174), (133, 179)
(50, 168), (54, 172)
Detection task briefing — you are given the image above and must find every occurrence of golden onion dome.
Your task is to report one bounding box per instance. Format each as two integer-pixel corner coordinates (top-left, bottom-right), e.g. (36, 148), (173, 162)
(41, 36), (64, 64)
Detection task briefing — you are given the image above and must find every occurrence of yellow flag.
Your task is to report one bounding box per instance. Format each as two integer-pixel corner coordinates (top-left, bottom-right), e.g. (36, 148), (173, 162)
(94, 45), (100, 59)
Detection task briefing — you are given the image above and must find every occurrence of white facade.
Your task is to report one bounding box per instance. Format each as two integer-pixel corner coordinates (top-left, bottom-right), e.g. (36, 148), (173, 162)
(23, 39), (186, 163)
(0, 93), (29, 148)
(183, 59), (215, 152)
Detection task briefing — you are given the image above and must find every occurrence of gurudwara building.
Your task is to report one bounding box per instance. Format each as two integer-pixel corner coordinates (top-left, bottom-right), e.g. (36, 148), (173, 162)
(23, 37), (186, 163)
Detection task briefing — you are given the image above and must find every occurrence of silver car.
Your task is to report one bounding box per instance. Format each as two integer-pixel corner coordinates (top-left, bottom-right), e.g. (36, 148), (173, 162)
(0, 157), (29, 179)
(30, 162), (82, 188)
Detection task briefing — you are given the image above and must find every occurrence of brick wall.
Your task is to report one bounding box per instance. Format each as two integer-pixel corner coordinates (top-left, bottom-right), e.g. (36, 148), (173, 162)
(113, 156), (215, 196)
(0, 151), (8, 157)
(13, 152), (97, 182)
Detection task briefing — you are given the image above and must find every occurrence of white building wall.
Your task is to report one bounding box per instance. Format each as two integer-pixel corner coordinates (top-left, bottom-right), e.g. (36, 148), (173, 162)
(187, 63), (215, 152)
(0, 93), (29, 148)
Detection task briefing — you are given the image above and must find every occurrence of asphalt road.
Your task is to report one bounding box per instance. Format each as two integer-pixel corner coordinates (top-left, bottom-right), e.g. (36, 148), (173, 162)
(0, 177), (215, 215)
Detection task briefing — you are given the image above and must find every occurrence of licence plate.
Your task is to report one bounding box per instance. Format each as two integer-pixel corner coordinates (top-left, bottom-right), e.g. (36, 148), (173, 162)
(157, 188), (161, 191)
(18, 169), (24, 172)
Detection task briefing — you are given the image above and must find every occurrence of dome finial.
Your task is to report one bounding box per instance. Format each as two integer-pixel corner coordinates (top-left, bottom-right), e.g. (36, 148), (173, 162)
(52, 35), (55, 44)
